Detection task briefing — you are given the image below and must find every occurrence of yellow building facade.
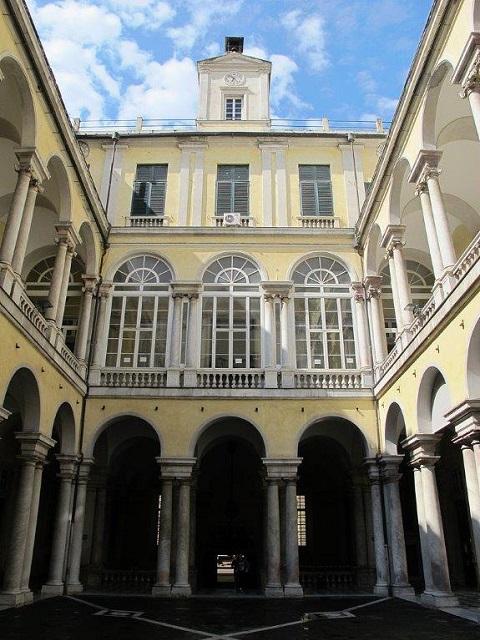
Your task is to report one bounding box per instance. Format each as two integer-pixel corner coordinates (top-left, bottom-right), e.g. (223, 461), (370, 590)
(0, 0), (479, 609)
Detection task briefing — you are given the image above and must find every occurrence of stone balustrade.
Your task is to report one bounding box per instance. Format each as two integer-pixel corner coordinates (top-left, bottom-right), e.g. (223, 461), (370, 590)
(297, 216), (340, 229)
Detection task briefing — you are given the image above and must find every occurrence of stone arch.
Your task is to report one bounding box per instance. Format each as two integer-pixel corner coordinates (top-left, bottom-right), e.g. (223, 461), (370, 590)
(389, 157), (414, 225)
(1, 366), (41, 432)
(201, 253), (266, 284)
(51, 402), (76, 455)
(288, 251), (358, 283)
(364, 222), (383, 276)
(297, 416), (369, 463)
(44, 155), (73, 221)
(417, 365), (453, 434)
(77, 221), (99, 276)
(104, 252), (176, 283)
(193, 416), (266, 460)
(384, 401), (408, 454)
(466, 315), (480, 399)
(84, 413), (162, 458)
(422, 61), (454, 149)
(0, 53), (36, 147)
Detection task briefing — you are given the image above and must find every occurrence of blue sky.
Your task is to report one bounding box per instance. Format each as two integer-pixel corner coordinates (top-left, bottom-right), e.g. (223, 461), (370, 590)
(26, 0), (432, 124)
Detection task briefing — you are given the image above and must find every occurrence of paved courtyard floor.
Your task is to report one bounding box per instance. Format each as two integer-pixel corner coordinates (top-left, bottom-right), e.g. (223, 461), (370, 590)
(0, 594), (479, 639)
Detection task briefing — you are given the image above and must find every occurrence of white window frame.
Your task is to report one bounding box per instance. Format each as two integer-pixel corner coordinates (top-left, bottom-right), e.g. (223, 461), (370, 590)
(224, 96), (243, 121)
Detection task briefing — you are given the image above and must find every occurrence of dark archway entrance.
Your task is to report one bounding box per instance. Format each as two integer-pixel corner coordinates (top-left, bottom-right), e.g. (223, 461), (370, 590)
(195, 419), (265, 592)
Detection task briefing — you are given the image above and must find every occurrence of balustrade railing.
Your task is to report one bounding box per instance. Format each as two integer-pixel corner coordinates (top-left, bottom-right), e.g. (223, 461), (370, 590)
(294, 371), (362, 389)
(125, 215), (170, 227)
(453, 232), (480, 280)
(297, 216), (340, 229)
(300, 566), (356, 593)
(100, 368), (167, 387)
(212, 215), (254, 227)
(19, 293), (50, 338)
(101, 569), (155, 593)
(197, 370), (265, 389)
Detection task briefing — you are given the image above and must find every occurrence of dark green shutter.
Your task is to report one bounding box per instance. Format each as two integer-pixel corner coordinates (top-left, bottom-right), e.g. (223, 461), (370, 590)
(130, 164), (168, 217)
(299, 165), (333, 216)
(216, 165), (249, 215)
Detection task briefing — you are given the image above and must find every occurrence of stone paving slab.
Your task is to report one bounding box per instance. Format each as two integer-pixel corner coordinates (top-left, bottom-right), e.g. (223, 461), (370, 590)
(0, 594), (478, 639)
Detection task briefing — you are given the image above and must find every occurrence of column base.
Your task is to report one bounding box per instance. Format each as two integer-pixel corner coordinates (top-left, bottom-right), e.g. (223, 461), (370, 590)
(41, 583), (65, 597)
(283, 583), (303, 598)
(264, 585), (284, 598)
(22, 590), (34, 605)
(0, 264), (16, 295)
(0, 590), (26, 607)
(171, 584), (191, 597)
(65, 582), (84, 595)
(391, 584), (415, 599)
(373, 583), (389, 596)
(152, 584), (172, 597)
(421, 591), (459, 608)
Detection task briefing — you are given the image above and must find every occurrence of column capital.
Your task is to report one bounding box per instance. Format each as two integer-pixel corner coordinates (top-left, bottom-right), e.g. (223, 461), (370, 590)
(14, 147), (50, 183)
(81, 274), (99, 293)
(55, 454), (80, 479)
(459, 51), (480, 98)
(351, 281), (366, 303)
(380, 224), (406, 251)
(261, 281), (293, 301)
(77, 457), (94, 483)
(401, 433), (441, 467)
(414, 181), (429, 197)
(171, 281), (203, 299)
(98, 281), (113, 299)
(15, 431), (56, 462)
(452, 32), (480, 94)
(446, 400), (480, 446)
(262, 457), (302, 480)
(378, 454), (404, 482)
(364, 275), (383, 299)
(408, 149), (443, 184)
(54, 222), (81, 250)
(156, 457), (196, 479)
(364, 457), (381, 483)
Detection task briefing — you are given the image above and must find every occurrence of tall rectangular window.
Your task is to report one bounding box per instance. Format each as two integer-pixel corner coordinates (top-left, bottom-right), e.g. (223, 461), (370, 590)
(131, 164), (167, 217)
(299, 165), (334, 216)
(225, 97), (242, 120)
(216, 165), (249, 215)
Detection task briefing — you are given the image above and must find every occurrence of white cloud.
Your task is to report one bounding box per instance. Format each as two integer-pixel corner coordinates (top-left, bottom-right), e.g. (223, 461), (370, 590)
(281, 10), (329, 72)
(167, 0), (243, 51)
(105, 0), (175, 30)
(356, 68), (398, 119)
(356, 70), (377, 95)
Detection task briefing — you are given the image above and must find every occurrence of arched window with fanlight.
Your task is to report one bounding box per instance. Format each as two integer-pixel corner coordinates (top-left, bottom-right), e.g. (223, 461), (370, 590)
(106, 256), (172, 368)
(201, 255), (262, 369)
(26, 256), (84, 351)
(381, 260), (435, 349)
(292, 256), (356, 370)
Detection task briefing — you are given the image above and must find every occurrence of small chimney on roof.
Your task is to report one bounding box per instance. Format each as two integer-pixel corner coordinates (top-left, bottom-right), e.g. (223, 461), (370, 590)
(225, 36), (244, 53)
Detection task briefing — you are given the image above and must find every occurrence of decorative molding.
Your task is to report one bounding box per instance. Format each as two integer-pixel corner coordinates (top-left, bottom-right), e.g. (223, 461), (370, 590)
(408, 149), (443, 185)
(15, 147), (50, 183)
(380, 224), (406, 251)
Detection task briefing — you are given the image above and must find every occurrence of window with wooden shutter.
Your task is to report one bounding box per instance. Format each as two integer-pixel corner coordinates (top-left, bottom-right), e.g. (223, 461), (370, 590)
(216, 165), (249, 215)
(299, 165), (333, 216)
(131, 164), (168, 217)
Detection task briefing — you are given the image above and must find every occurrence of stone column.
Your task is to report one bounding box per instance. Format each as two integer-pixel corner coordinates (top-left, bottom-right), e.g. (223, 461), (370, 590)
(402, 434), (458, 608)
(352, 475), (369, 587)
(0, 165), (32, 271)
(265, 478), (283, 596)
(0, 432), (55, 607)
(186, 294), (199, 368)
(11, 179), (42, 277)
(172, 480), (192, 596)
(351, 283), (372, 369)
(381, 226), (414, 328)
(365, 459), (389, 596)
(91, 282), (112, 368)
(448, 401), (480, 588)
(263, 293), (276, 369)
(75, 276), (98, 360)
(364, 276), (387, 365)
(42, 455), (77, 595)
(153, 478), (174, 595)
(169, 293), (183, 368)
(280, 296), (291, 367)
(46, 225), (79, 322)
(66, 458), (94, 594)
(415, 183), (444, 279)
(284, 478), (303, 596)
(458, 51), (480, 140)
(90, 481), (107, 568)
(262, 282), (293, 378)
(21, 460), (45, 603)
(379, 456), (414, 597)
(55, 245), (75, 329)
(412, 464), (433, 591)
(423, 166), (456, 269)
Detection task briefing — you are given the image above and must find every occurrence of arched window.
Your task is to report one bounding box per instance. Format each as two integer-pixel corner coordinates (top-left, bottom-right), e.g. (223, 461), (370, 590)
(293, 256), (356, 370)
(201, 256), (261, 368)
(27, 256), (83, 351)
(107, 256), (172, 368)
(381, 260), (434, 349)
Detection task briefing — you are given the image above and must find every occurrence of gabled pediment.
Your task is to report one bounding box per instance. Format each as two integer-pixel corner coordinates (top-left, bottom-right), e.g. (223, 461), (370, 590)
(197, 52), (271, 72)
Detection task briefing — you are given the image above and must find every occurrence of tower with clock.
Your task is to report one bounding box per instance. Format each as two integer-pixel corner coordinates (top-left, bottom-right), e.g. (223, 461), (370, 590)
(197, 36), (272, 131)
